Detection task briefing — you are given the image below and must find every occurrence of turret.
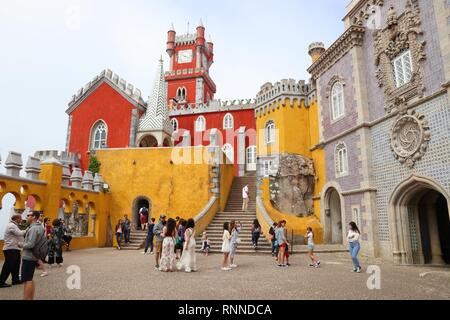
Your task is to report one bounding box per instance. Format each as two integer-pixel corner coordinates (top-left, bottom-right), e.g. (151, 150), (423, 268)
(196, 19), (205, 47)
(166, 23), (176, 58)
(207, 35), (214, 64)
(308, 42), (326, 63)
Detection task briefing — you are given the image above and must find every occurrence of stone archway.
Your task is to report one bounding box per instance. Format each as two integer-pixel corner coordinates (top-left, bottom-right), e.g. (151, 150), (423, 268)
(131, 196), (152, 231)
(322, 185), (345, 245)
(138, 135), (158, 148)
(389, 174), (450, 265)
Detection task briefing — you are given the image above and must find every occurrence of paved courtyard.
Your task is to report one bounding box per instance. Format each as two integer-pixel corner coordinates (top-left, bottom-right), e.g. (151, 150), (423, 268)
(0, 248), (449, 300)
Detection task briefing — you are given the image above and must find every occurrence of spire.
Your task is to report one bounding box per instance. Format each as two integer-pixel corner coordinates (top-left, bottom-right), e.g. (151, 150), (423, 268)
(138, 58), (172, 133)
(208, 34), (213, 43)
(169, 23), (175, 31)
(198, 18), (204, 28)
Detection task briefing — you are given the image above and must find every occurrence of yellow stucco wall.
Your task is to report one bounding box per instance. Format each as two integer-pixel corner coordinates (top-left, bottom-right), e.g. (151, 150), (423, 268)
(0, 162), (111, 260)
(255, 96), (325, 238)
(219, 160), (235, 212)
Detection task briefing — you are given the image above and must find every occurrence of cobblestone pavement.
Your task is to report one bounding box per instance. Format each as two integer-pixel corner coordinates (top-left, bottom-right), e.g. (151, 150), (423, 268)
(0, 248), (449, 300)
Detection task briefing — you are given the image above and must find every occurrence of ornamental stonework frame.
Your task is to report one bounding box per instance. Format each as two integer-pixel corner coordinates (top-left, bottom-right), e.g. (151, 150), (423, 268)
(374, 0), (426, 114)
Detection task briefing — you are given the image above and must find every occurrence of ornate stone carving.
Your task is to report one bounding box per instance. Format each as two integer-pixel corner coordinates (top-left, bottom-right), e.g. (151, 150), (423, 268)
(350, 0), (384, 27)
(373, 0), (426, 114)
(268, 154), (316, 217)
(390, 109), (430, 168)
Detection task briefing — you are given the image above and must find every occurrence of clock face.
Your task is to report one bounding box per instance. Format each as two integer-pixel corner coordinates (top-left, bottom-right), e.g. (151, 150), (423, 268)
(177, 49), (193, 64)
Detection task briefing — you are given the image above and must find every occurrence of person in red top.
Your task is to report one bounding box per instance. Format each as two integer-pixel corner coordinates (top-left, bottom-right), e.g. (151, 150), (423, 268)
(43, 218), (52, 239)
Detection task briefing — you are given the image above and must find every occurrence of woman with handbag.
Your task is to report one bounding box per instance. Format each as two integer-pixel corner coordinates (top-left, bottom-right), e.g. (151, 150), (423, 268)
(269, 222), (278, 257)
(251, 219), (261, 249)
(229, 220), (242, 268)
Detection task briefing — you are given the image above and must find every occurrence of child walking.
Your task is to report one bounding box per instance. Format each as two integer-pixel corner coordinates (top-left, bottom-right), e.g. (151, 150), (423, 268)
(201, 231), (211, 256)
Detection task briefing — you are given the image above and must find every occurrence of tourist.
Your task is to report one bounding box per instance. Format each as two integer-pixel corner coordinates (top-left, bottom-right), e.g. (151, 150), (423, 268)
(139, 207), (149, 229)
(229, 220), (242, 268)
(123, 215), (131, 244)
(0, 214), (26, 288)
(22, 211), (46, 300)
(276, 220), (289, 267)
(251, 219), (261, 249)
(140, 210), (147, 231)
(269, 222), (278, 257)
(115, 219), (123, 250)
(43, 218), (52, 239)
(61, 220), (73, 252)
(305, 227), (320, 268)
(201, 231), (211, 256)
(48, 219), (65, 267)
(153, 214), (166, 270)
(159, 218), (176, 272)
(221, 222), (232, 271)
(175, 219), (186, 259)
(178, 218), (197, 272)
(142, 217), (156, 255)
(36, 216), (48, 278)
(242, 184), (249, 212)
(347, 221), (362, 273)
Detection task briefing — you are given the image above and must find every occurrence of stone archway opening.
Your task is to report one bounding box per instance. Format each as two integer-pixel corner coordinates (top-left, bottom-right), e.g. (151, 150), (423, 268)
(139, 135), (158, 148)
(324, 188), (343, 245)
(131, 196), (152, 231)
(390, 176), (450, 265)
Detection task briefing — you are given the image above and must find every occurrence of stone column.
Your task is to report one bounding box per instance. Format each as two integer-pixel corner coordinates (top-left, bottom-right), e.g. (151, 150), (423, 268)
(61, 165), (71, 186)
(70, 168), (83, 188)
(425, 202), (445, 265)
(237, 126), (246, 177)
(90, 214), (96, 237)
(25, 156), (41, 180)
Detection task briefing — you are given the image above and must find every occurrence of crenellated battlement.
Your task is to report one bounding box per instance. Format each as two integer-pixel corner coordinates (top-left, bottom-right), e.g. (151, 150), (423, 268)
(169, 98), (256, 116)
(34, 150), (81, 167)
(254, 79), (316, 118)
(67, 69), (146, 114)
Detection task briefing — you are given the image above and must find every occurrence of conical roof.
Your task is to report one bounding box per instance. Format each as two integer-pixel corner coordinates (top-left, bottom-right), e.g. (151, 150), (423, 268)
(139, 58), (172, 133)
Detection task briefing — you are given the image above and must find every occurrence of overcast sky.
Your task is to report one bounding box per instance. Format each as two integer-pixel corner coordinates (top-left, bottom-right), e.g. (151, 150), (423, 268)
(0, 0), (349, 172)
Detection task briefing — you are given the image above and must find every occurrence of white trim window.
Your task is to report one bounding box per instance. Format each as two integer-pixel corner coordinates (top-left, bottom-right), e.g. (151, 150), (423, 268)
(176, 87), (187, 102)
(170, 118), (179, 132)
(263, 160), (273, 177)
(392, 50), (413, 88)
(222, 143), (234, 164)
(195, 116), (206, 132)
(91, 121), (107, 150)
(353, 207), (361, 227)
(265, 120), (276, 144)
(335, 142), (349, 177)
(331, 82), (345, 121)
(223, 113), (234, 130)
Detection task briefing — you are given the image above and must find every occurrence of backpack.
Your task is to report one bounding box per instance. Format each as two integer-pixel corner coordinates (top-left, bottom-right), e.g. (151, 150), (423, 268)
(32, 228), (49, 261)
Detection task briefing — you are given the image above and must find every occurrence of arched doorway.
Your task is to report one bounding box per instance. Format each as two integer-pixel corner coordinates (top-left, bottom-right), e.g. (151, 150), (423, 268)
(131, 196), (152, 230)
(324, 187), (343, 244)
(139, 135), (158, 148)
(390, 175), (450, 265)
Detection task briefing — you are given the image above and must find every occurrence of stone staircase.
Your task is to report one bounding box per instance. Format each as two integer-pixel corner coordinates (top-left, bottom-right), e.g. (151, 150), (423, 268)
(120, 230), (147, 250)
(197, 174), (272, 254)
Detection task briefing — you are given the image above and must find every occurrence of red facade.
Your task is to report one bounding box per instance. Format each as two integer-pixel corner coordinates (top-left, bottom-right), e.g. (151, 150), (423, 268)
(68, 83), (139, 170)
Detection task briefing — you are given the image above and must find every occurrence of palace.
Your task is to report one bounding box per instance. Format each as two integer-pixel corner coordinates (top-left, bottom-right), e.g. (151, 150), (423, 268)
(1, 0), (449, 265)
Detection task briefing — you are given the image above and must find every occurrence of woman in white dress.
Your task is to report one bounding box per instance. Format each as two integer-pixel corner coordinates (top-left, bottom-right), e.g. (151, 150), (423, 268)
(221, 222), (232, 271)
(159, 218), (176, 272)
(178, 219), (197, 273)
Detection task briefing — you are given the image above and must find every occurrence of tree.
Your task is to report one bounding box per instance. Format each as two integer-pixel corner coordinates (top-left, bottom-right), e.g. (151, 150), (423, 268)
(88, 155), (101, 175)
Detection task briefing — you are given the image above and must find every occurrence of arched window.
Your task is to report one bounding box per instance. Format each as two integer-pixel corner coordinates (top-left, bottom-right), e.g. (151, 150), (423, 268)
(195, 116), (206, 132)
(170, 118), (179, 132)
(222, 143), (234, 164)
(265, 120), (276, 144)
(91, 121), (107, 150)
(331, 82), (345, 121)
(335, 142), (348, 177)
(223, 113), (234, 130)
(176, 87), (187, 102)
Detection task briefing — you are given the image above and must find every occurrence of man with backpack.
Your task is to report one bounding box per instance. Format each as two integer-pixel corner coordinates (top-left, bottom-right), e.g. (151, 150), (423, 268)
(22, 211), (47, 300)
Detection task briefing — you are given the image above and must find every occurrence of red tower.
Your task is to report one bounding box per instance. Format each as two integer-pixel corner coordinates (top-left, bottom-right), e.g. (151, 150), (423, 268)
(165, 20), (216, 107)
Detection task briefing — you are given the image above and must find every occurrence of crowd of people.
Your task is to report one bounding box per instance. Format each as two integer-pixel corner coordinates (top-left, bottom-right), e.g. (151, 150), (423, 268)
(0, 211), (72, 299)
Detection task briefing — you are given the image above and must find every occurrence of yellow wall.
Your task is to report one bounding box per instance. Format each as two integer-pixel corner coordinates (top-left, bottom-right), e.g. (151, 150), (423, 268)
(0, 162), (111, 260)
(219, 158), (235, 212)
(255, 96), (325, 237)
